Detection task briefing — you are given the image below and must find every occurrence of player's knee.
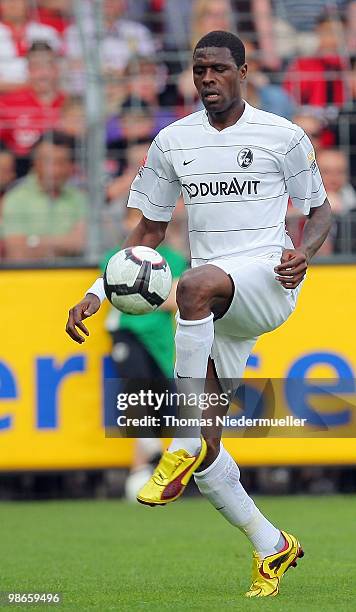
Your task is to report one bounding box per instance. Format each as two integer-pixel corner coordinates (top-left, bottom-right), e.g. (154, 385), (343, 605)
(176, 270), (214, 314)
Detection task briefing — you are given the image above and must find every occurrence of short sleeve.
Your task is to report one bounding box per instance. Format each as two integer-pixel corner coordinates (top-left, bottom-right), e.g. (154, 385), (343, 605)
(127, 135), (181, 222)
(283, 128), (327, 215)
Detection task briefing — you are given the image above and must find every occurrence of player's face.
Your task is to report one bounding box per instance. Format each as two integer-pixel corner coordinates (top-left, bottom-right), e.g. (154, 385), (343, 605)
(193, 47), (247, 114)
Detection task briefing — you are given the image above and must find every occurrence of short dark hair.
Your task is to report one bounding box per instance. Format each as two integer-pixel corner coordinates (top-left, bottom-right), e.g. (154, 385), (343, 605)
(194, 31), (246, 67)
(32, 131), (75, 161)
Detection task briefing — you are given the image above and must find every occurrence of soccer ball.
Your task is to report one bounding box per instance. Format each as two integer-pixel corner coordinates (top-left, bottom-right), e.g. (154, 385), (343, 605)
(104, 246), (172, 315)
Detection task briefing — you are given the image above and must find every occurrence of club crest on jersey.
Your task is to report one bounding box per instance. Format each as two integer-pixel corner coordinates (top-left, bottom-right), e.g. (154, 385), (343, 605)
(237, 148), (253, 168)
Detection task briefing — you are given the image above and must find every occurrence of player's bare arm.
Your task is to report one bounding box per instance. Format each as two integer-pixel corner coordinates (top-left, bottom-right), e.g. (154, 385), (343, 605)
(275, 199), (332, 289)
(65, 216), (168, 343)
(300, 199), (333, 261)
(122, 215), (168, 250)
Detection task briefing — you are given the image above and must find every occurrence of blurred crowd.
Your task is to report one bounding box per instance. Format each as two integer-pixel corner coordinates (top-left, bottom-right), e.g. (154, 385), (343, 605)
(0, 0), (356, 263)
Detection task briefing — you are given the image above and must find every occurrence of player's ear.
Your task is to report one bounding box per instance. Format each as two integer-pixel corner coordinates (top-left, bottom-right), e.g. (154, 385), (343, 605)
(239, 63), (248, 82)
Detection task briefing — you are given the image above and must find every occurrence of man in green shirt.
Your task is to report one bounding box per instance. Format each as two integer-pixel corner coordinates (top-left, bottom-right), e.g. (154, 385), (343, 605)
(3, 131), (87, 261)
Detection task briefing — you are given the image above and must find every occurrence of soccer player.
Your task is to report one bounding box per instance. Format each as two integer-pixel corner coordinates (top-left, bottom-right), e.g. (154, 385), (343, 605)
(66, 31), (332, 597)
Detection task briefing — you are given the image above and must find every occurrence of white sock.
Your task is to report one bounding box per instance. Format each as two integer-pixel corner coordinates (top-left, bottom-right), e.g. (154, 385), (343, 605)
(194, 445), (282, 559)
(174, 313), (214, 378)
(168, 437), (202, 455)
(136, 437), (162, 459)
(168, 313), (214, 457)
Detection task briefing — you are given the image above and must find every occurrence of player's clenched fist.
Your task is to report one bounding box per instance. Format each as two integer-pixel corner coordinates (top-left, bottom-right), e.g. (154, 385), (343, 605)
(65, 294), (101, 343)
(274, 249), (308, 290)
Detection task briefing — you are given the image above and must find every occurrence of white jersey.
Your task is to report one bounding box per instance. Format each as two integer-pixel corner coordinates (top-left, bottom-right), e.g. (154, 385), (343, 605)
(127, 101), (327, 265)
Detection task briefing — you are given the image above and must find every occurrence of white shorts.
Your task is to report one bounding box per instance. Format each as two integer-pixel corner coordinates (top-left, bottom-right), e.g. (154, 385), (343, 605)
(209, 254), (301, 380)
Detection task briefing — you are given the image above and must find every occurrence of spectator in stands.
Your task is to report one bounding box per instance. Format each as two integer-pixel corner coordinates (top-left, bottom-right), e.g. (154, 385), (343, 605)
(244, 42), (295, 119)
(34, 0), (72, 36)
(318, 149), (356, 214)
(104, 68), (127, 116)
(0, 41), (66, 177)
(0, 0), (61, 92)
(0, 144), (16, 258)
(65, 0), (156, 92)
(163, 0), (232, 54)
(292, 110), (325, 151)
(272, 0), (356, 59)
(58, 96), (87, 189)
(177, 0), (234, 109)
(2, 131), (87, 261)
(190, 0), (234, 50)
(125, 0), (165, 36)
(283, 14), (348, 111)
(236, 0), (281, 70)
(336, 54), (356, 187)
(106, 57), (176, 146)
(109, 139), (150, 201)
(163, 0), (281, 69)
(125, 55), (176, 110)
(0, 143), (16, 195)
(106, 97), (154, 181)
(316, 149), (356, 254)
(292, 108), (337, 151)
(59, 96), (86, 140)
(103, 136), (151, 246)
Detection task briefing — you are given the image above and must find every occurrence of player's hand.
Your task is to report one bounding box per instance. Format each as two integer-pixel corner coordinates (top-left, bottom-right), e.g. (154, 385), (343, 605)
(65, 294), (101, 343)
(274, 249), (308, 289)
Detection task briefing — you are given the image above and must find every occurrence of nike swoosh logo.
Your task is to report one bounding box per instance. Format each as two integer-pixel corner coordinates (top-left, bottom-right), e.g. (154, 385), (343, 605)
(183, 159), (196, 166)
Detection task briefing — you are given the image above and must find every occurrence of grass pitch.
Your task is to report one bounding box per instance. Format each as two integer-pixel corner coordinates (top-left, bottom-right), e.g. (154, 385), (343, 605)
(1, 495), (355, 611)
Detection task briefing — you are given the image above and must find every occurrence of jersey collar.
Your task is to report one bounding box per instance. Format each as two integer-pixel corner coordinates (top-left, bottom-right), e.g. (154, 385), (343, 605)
(202, 100), (254, 134)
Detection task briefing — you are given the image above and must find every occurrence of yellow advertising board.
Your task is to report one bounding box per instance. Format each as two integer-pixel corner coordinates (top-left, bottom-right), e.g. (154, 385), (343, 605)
(0, 266), (355, 470)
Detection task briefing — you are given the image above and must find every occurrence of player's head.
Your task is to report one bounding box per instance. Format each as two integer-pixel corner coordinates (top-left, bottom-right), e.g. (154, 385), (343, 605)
(193, 31), (247, 114)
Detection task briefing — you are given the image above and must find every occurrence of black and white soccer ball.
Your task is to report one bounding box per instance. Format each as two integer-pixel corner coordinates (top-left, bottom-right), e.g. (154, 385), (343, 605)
(104, 246), (172, 315)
